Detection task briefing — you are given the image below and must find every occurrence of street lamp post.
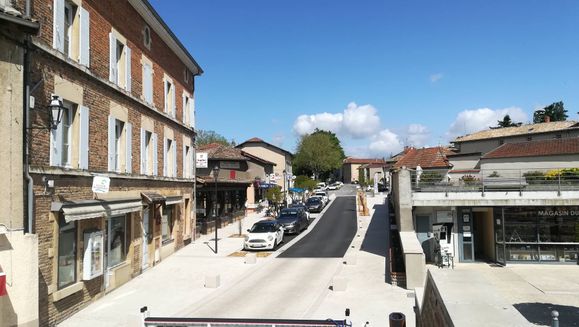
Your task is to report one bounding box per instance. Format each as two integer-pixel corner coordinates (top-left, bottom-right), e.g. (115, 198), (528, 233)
(213, 165), (220, 254)
(283, 169), (287, 208)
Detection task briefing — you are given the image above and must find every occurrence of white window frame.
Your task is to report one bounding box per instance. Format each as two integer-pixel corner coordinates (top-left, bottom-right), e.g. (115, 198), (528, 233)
(64, 1), (75, 57)
(114, 120), (124, 173)
(60, 102), (74, 167)
(164, 76), (176, 118)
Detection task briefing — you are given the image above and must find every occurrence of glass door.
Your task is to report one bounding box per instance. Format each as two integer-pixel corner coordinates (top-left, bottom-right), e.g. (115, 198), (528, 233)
(460, 209), (474, 261)
(494, 208), (506, 265)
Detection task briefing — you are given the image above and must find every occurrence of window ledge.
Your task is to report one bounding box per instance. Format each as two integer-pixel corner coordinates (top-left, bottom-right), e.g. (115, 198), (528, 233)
(161, 238), (174, 246)
(52, 282), (83, 302)
(29, 166), (196, 183)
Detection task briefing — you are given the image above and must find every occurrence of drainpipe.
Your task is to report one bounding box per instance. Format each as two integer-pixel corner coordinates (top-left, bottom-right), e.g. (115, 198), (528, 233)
(23, 35), (33, 234)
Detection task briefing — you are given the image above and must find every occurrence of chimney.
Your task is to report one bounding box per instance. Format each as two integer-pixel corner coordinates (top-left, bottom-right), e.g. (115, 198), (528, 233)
(544, 115), (551, 123)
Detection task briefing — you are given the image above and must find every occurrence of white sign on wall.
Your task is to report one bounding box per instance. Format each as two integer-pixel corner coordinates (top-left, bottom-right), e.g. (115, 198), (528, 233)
(83, 230), (104, 280)
(196, 152), (208, 168)
(92, 176), (110, 193)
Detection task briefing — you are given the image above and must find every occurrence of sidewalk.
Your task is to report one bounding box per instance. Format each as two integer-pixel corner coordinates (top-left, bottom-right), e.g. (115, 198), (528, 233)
(60, 194), (416, 326)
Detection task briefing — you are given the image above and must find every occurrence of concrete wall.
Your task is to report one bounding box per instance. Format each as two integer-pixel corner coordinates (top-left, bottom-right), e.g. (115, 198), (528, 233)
(400, 232), (426, 290)
(416, 271), (453, 327)
(392, 169), (414, 232)
(480, 154), (579, 174)
(0, 232), (39, 327)
(448, 155), (480, 171)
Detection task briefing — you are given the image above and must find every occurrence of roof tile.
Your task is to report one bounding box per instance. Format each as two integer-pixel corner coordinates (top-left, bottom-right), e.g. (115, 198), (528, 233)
(482, 137), (579, 159)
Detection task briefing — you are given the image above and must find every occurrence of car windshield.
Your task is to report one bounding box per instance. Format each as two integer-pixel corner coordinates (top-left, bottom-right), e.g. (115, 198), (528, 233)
(307, 198), (321, 204)
(249, 223), (276, 233)
(315, 193), (325, 196)
(280, 209), (298, 216)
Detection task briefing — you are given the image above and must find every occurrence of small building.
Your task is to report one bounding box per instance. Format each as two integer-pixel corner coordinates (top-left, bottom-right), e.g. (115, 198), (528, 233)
(236, 137), (293, 190)
(342, 157), (387, 183)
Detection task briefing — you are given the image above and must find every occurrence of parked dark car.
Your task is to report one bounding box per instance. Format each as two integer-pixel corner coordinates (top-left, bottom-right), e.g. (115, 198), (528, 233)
(290, 203), (310, 219)
(306, 197), (324, 213)
(276, 208), (309, 234)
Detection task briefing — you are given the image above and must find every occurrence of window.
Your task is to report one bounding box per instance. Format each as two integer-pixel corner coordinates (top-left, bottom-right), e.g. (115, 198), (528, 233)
(50, 99), (89, 169)
(108, 115), (132, 173)
(143, 25), (151, 49)
(58, 216), (76, 289)
(142, 61), (153, 104)
(498, 139), (504, 145)
(107, 215), (126, 267)
(183, 145), (193, 178)
(161, 205), (173, 243)
(164, 138), (177, 177)
(109, 31), (132, 92)
(53, 0), (89, 66)
(182, 93), (195, 128)
(164, 77), (175, 117)
(140, 129), (157, 175)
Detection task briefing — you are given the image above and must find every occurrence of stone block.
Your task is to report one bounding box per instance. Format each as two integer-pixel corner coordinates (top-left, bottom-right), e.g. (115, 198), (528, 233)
(205, 274), (221, 288)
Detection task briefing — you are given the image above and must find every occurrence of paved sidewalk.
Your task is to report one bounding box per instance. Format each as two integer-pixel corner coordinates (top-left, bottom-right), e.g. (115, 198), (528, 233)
(60, 194), (416, 326)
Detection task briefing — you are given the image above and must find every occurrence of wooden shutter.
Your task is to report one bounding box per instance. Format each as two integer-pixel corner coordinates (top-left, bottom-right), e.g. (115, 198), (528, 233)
(173, 140), (177, 177)
(126, 122), (132, 173)
(79, 7), (90, 66)
(140, 128), (145, 174)
(182, 94), (186, 124)
(190, 97), (195, 128)
(152, 133), (158, 176)
(125, 46), (132, 92)
(163, 138), (167, 176)
(143, 63), (152, 104)
(53, 0), (65, 52)
(49, 123), (62, 167)
(163, 81), (168, 113)
(107, 115), (115, 171)
(109, 33), (117, 83)
(182, 146), (187, 178)
(78, 105), (89, 169)
(172, 84), (176, 118)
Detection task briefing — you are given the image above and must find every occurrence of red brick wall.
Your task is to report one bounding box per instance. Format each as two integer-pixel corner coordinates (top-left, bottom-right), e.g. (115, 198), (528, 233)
(30, 0), (196, 124)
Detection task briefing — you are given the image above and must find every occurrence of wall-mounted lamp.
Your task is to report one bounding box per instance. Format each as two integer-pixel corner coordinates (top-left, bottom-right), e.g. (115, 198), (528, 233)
(48, 95), (65, 130)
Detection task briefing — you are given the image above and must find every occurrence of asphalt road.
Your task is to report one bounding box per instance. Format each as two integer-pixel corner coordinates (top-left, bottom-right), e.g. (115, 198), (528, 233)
(278, 196), (357, 258)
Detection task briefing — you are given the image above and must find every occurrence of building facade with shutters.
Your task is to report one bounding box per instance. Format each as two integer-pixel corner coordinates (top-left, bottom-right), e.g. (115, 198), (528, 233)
(17, 0), (202, 325)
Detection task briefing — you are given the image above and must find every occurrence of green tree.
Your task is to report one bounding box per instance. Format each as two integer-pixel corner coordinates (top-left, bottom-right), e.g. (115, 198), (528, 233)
(533, 101), (568, 123)
(293, 131), (345, 180)
(495, 114), (520, 128)
(312, 129), (346, 160)
(358, 167), (366, 186)
(196, 130), (235, 147)
(294, 175), (318, 191)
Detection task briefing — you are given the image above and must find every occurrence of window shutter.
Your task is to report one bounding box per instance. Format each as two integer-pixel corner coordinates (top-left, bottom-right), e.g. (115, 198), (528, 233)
(172, 84), (176, 118)
(163, 138), (167, 176)
(126, 122), (132, 173)
(79, 105), (89, 169)
(109, 33), (117, 83)
(182, 146), (186, 178)
(53, 0), (65, 52)
(152, 133), (158, 176)
(182, 94), (186, 124)
(125, 46), (132, 92)
(191, 146), (196, 179)
(190, 97), (195, 128)
(107, 115), (115, 171)
(163, 81), (168, 113)
(49, 125), (62, 167)
(140, 128), (145, 174)
(173, 140), (177, 177)
(79, 7), (90, 66)
(143, 63), (152, 104)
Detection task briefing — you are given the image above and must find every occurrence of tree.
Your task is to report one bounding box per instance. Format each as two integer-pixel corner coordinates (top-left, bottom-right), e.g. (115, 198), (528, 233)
(196, 130), (235, 147)
(312, 129), (346, 160)
(294, 175), (318, 191)
(495, 114), (520, 128)
(293, 130), (345, 180)
(533, 101), (568, 123)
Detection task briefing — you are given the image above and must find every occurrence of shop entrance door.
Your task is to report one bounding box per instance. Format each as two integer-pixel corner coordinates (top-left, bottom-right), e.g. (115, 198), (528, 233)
(142, 208), (150, 271)
(460, 210), (474, 261)
(416, 215), (433, 262)
(494, 210), (506, 265)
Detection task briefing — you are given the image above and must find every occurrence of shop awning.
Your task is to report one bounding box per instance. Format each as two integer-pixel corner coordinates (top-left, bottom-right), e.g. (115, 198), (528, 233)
(258, 182), (278, 189)
(289, 187), (305, 193)
(165, 196), (183, 205)
(62, 200), (143, 223)
(141, 192), (166, 204)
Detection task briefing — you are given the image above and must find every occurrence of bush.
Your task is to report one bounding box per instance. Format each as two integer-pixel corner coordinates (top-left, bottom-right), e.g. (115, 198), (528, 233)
(489, 171), (500, 177)
(461, 174), (480, 185)
(523, 171), (546, 184)
(419, 171), (444, 185)
(545, 168), (579, 183)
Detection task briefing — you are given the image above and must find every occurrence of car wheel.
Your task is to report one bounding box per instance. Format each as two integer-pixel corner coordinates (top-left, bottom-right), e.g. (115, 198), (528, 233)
(273, 239), (278, 250)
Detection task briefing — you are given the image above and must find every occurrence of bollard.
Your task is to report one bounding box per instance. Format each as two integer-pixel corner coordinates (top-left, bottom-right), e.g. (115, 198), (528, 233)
(551, 310), (559, 327)
(389, 312), (406, 327)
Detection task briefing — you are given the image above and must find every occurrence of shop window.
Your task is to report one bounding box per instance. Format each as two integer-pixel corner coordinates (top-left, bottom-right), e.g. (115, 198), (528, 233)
(58, 216), (77, 289)
(108, 215), (127, 267)
(162, 205), (173, 243)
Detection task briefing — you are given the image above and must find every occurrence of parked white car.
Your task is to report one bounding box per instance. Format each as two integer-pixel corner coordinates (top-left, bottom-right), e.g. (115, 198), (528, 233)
(314, 191), (329, 205)
(244, 220), (284, 251)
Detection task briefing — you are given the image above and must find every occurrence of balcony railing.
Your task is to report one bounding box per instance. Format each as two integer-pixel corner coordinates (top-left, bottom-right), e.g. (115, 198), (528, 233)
(411, 168), (579, 193)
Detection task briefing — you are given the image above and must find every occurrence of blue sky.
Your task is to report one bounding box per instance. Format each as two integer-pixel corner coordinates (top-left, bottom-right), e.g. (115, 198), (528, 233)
(150, 0), (579, 157)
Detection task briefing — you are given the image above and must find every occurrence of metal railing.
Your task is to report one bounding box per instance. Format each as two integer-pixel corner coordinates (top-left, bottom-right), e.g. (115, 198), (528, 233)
(410, 168), (579, 194)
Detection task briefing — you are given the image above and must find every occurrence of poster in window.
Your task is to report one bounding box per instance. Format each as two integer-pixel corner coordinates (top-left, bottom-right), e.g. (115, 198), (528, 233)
(83, 230), (104, 280)
(463, 214), (470, 223)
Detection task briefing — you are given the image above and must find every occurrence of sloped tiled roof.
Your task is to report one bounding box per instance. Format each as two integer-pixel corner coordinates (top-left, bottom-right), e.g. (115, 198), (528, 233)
(393, 147), (453, 169)
(198, 143), (247, 160)
(343, 157), (386, 164)
(454, 121), (579, 142)
(482, 137), (579, 159)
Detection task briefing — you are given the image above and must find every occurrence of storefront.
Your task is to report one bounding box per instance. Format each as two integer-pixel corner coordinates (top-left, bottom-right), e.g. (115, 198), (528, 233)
(457, 206), (579, 264)
(196, 185), (247, 234)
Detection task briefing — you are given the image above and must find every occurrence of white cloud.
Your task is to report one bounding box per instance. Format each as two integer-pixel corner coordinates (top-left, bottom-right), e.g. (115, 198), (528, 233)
(446, 107), (527, 139)
(272, 134), (285, 147)
(430, 73), (444, 83)
(406, 123), (431, 147)
(368, 129), (403, 156)
(292, 102), (380, 139)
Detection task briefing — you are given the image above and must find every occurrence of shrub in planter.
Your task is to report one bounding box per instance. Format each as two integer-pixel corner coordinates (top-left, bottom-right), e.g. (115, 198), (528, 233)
(489, 171), (500, 178)
(419, 171), (444, 185)
(461, 174), (480, 185)
(523, 171), (546, 184)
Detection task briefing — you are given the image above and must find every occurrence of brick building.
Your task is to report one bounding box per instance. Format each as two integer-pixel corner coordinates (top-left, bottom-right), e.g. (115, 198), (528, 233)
(12, 0), (202, 325)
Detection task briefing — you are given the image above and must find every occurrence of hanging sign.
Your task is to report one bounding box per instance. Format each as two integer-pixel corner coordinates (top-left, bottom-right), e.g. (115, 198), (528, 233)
(196, 152), (208, 168)
(92, 176), (110, 193)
